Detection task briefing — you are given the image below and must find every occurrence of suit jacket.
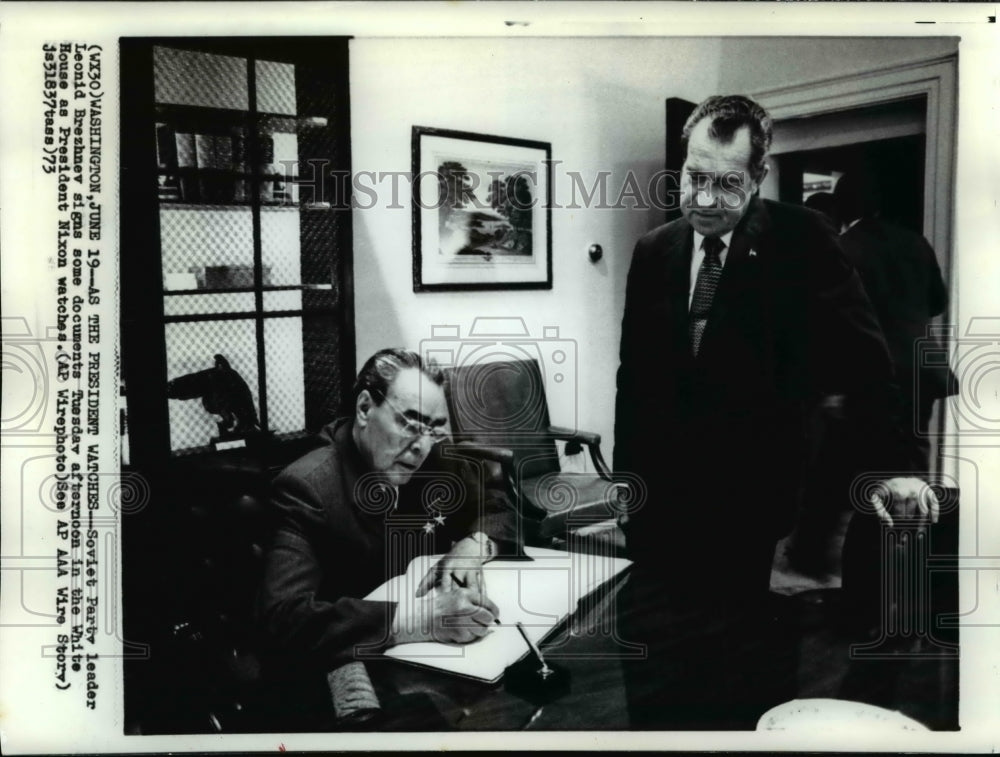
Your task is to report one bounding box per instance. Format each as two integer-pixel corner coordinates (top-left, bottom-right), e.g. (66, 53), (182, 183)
(838, 217), (956, 403)
(257, 418), (520, 676)
(614, 198), (918, 550)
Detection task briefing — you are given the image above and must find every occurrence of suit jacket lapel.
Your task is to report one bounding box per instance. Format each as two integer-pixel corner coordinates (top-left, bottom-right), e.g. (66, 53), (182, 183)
(712, 197), (771, 324)
(663, 222), (694, 353)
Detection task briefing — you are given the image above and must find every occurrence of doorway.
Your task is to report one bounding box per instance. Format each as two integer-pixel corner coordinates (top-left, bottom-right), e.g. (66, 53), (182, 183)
(775, 132), (926, 233)
(765, 94), (928, 233)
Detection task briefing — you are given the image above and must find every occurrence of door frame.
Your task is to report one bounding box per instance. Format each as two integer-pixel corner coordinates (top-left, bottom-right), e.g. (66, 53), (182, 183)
(753, 54), (956, 280)
(751, 54), (959, 477)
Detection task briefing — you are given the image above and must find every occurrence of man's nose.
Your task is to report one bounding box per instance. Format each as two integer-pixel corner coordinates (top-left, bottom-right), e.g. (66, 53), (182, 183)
(408, 434), (434, 456)
(694, 187), (716, 208)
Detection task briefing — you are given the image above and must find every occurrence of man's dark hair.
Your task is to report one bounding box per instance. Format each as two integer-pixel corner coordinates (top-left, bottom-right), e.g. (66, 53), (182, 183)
(353, 348), (445, 405)
(682, 95), (773, 183)
(833, 170), (882, 224)
(804, 191), (836, 221)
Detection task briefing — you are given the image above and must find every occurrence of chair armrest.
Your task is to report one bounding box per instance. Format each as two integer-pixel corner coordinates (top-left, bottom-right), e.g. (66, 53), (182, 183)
(548, 425), (601, 447)
(547, 426), (611, 480)
(450, 440), (515, 467)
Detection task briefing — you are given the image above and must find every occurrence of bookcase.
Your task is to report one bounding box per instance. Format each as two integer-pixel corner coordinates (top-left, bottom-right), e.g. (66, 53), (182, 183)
(120, 37), (354, 733)
(121, 38), (354, 466)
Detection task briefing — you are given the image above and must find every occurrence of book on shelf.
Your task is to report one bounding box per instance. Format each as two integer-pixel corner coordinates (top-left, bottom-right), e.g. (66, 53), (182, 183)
(175, 132), (196, 168)
(233, 179), (248, 203)
(258, 133), (275, 174)
(195, 133), (215, 169)
(157, 174), (181, 202)
(213, 135), (234, 170)
(155, 123), (176, 169)
(272, 179), (297, 204)
(233, 133), (248, 173)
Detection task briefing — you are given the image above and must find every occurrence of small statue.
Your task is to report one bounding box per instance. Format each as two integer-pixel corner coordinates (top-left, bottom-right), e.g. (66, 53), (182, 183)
(167, 354), (261, 443)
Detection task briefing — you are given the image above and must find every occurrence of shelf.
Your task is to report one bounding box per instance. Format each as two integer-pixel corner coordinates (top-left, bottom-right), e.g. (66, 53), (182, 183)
(163, 284), (334, 296)
(155, 102), (249, 121)
(157, 200), (323, 209)
(163, 307), (340, 324)
(158, 166), (251, 179)
(158, 167), (301, 179)
(158, 200), (254, 209)
(169, 429), (317, 463)
(155, 102), (330, 129)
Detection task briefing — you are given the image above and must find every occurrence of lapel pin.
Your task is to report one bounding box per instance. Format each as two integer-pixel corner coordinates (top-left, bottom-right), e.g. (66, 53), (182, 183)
(749, 249), (757, 257)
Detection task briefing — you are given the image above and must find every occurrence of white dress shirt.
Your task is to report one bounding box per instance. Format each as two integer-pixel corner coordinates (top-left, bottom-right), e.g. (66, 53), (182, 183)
(688, 230), (733, 308)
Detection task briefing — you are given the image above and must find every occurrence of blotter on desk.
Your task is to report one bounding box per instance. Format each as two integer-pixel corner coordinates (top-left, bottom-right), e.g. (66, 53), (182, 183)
(365, 546), (631, 683)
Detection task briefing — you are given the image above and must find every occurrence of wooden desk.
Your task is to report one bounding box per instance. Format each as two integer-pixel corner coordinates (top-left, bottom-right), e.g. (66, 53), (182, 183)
(364, 572), (957, 731)
(368, 574), (637, 730)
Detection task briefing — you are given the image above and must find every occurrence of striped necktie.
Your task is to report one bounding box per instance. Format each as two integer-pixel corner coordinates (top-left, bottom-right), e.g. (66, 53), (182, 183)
(689, 235), (725, 356)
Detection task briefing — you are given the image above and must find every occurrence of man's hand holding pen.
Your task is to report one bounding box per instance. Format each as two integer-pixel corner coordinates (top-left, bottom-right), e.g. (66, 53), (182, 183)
(415, 531), (497, 596)
(389, 586), (500, 645)
(389, 532), (499, 645)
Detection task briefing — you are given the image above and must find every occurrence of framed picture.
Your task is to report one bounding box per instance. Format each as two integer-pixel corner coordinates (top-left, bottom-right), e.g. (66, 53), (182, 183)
(412, 126), (552, 291)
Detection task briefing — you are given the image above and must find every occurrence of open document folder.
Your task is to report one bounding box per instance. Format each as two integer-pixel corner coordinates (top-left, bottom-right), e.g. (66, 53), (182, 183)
(364, 547), (632, 683)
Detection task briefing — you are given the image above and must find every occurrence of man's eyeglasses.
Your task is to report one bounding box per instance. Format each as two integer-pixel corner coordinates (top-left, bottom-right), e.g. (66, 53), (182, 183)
(373, 390), (449, 445)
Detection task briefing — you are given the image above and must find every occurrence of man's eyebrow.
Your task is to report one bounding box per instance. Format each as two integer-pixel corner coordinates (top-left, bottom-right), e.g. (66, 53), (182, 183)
(403, 408), (447, 427)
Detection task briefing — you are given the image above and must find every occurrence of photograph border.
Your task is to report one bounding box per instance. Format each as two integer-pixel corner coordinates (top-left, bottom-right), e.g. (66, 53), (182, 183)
(1, 2), (998, 751)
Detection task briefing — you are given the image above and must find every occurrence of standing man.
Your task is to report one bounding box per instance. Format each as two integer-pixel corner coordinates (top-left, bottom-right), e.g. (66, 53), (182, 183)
(258, 348), (520, 726)
(832, 170), (957, 630)
(614, 95), (936, 729)
(834, 169), (956, 467)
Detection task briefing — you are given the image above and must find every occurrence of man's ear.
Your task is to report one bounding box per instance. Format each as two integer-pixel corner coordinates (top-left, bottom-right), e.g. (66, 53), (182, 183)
(758, 162), (770, 186)
(355, 390), (373, 427)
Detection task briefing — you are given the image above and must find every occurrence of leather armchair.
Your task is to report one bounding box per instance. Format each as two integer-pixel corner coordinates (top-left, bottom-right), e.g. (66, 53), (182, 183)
(443, 358), (625, 548)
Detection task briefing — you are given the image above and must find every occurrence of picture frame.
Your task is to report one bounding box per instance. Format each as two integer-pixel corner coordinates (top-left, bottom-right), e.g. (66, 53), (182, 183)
(412, 126), (552, 292)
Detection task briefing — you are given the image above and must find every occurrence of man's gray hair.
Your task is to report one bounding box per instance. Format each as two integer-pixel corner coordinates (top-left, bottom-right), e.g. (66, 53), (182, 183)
(353, 348), (445, 404)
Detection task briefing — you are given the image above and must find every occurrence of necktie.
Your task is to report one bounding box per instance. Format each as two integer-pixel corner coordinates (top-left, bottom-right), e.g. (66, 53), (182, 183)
(689, 235), (725, 356)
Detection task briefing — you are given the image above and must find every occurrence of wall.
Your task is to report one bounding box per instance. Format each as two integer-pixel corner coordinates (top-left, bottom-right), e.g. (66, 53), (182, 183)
(716, 37), (958, 94)
(350, 37), (722, 464)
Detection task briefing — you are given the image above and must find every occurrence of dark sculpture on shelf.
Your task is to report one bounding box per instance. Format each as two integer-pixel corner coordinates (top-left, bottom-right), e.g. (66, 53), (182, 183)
(167, 354), (261, 444)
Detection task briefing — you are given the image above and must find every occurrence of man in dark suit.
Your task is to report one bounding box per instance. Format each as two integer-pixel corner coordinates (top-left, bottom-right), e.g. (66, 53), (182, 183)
(614, 95), (937, 729)
(788, 172), (956, 575)
(834, 170), (956, 466)
(258, 348), (519, 725)
(832, 171), (957, 631)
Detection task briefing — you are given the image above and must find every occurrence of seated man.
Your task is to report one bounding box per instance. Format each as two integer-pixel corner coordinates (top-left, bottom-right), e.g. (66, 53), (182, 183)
(257, 348), (520, 721)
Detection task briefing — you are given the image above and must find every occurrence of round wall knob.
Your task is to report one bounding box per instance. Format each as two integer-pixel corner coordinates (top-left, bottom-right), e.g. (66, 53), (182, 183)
(588, 244), (603, 262)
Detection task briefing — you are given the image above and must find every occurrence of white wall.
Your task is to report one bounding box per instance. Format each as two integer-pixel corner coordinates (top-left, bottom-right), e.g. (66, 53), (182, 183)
(350, 37), (722, 464)
(350, 36), (962, 466)
(716, 37), (958, 94)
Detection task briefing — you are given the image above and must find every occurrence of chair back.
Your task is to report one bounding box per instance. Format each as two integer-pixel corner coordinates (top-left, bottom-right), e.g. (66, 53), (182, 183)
(445, 358), (560, 481)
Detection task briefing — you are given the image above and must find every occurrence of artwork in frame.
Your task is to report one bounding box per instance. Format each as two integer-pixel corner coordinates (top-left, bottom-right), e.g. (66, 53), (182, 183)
(412, 126), (552, 291)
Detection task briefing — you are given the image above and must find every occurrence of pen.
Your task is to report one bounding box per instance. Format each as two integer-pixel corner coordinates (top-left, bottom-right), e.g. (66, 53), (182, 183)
(515, 621), (553, 679)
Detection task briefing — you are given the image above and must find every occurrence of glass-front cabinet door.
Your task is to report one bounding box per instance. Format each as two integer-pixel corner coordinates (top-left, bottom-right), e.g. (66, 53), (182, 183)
(121, 39), (353, 463)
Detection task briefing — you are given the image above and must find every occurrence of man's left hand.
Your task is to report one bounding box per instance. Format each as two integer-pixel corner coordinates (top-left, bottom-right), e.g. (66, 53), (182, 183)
(870, 476), (939, 531)
(415, 533), (494, 597)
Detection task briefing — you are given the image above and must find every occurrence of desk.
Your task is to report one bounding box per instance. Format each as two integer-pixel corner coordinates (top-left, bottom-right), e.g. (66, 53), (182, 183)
(363, 572), (957, 731)
(368, 573), (635, 730)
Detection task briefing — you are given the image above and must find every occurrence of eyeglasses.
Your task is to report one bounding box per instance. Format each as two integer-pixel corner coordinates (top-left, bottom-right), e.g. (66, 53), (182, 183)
(373, 390), (449, 445)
